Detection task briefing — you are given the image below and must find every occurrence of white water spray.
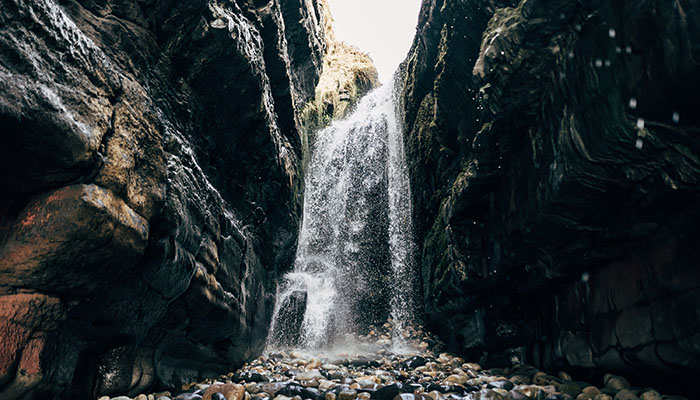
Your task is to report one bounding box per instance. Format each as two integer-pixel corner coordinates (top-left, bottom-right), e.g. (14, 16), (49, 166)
(267, 80), (417, 350)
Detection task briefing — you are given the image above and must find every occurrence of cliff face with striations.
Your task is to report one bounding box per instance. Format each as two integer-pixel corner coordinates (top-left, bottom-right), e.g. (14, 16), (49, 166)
(0, 0), (325, 398)
(401, 0), (700, 389)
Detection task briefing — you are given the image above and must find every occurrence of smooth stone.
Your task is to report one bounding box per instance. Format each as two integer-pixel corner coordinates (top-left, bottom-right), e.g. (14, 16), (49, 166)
(444, 375), (467, 385)
(375, 383), (402, 400)
(462, 363), (482, 371)
(509, 375), (531, 384)
(113, 397), (132, 400)
(302, 380), (320, 388)
(136, 395), (148, 400)
(559, 372), (573, 382)
(326, 394), (336, 400)
(604, 375), (631, 391)
(546, 395), (574, 400)
(98, 397), (110, 400)
(156, 397), (172, 400)
(175, 394), (203, 400)
(487, 381), (515, 391)
(639, 390), (661, 400)
(613, 390), (639, 400)
(298, 371), (324, 381)
(203, 384), (245, 400)
(246, 384), (261, 394)
(358, 393), (371, 400)
(559, 383), (582, 398)
(425, 391), (442, 400)
(319, 380), (337, 391)
(403, 357), (428, 370)
(338, 390), (358, 400)
(594, 395), (613, 400)
(582, 387), (601, 397)
(262, 383), (288, 395)
(471, 389), (504, 400)
(323, 364), (340, 371)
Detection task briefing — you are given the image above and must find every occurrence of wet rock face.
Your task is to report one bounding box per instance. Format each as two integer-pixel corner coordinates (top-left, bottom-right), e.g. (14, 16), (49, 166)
(400, 0), (700, 389)
(0, 0), (325, 398)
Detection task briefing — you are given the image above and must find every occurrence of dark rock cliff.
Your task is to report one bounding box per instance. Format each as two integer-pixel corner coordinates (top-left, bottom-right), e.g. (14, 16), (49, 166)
(400, 0), (700, 390)
(0, 0), (325, 398)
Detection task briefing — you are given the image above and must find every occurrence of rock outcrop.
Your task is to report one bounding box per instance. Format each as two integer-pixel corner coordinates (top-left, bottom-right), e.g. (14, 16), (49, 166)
(299, 0), (380, 140)
(0, 0), (325, 398)
(401, 0), (700, 390)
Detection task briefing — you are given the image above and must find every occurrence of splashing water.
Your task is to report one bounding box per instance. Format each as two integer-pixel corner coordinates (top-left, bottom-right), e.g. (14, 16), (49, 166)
(267, 80), (417, 351)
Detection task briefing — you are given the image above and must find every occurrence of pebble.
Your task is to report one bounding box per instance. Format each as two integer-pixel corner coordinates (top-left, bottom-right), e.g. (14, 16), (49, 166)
(108, 324), (681, 400)
(338, 389), (357, 400)
(604, 375), (631, 391)
(640, 390), (662, 400)
(614, 390), (639, 400)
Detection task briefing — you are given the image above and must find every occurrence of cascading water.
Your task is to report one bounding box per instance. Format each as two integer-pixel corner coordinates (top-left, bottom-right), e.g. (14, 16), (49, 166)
(267, 80), (417, 350)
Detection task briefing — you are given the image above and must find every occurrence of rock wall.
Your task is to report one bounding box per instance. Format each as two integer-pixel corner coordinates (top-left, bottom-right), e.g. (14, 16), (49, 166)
(0, 0), (325, 398)
(400, 0), (700, 390)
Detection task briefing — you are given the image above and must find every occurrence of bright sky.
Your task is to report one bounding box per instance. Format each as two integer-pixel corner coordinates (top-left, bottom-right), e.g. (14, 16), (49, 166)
(326, 0), (422, 83)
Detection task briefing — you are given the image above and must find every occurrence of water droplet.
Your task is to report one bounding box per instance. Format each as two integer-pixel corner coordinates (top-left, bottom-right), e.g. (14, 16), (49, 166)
(609, 28), (616, 38)
(604, 59), (611, 67)
(581, 272), (590, 282)
(637, 118), (645, 129)
(568, 51), (575, 59)
(629, 98), (637, 109)
(635, 138), (644, 149)
(615, 46), (622, 54)
(672, 112), (680, 124)
(560, 71), (567, 79)
(595, 59), (603, 68)
(625, 45), (632, 54)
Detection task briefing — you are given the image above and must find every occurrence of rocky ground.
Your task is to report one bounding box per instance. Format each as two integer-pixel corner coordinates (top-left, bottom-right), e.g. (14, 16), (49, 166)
(98, 325), (687, 400)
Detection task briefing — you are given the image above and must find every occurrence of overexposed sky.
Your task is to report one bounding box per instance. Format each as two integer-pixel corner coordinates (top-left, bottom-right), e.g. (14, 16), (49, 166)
(327, 0), (422, 83)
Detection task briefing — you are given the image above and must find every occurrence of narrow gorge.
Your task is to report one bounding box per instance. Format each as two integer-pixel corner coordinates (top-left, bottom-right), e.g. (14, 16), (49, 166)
(0, 0), (699, 400)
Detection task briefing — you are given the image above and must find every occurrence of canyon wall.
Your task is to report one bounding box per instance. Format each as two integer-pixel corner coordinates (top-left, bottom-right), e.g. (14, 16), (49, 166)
(0, 0), (326, 398)
(401, 0), (700, 390)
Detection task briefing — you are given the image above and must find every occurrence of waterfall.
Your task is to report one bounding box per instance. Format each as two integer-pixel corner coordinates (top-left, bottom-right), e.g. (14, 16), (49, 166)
(267, 80), (416, 350)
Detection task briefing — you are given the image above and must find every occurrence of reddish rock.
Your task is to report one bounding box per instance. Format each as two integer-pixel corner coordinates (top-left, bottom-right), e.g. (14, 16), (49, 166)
(203, 383), (245, 400)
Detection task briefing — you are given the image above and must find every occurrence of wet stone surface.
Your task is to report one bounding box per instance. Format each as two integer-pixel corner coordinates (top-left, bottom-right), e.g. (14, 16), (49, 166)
(99, 324), (687, 400)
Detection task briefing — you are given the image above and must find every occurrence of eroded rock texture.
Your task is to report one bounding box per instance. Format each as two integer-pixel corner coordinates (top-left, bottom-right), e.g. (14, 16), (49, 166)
(401, 0), (700, 389)
(0, 0), (325, 398)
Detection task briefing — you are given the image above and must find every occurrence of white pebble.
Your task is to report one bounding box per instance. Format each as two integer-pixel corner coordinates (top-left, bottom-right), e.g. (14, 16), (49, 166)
(672, 112), (680, 124)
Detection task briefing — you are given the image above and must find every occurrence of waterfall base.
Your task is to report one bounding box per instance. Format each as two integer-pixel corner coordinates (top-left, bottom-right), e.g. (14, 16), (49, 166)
(116, 324), (687, 400)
